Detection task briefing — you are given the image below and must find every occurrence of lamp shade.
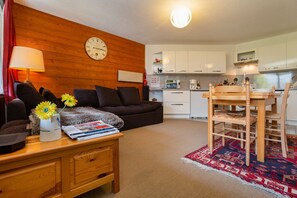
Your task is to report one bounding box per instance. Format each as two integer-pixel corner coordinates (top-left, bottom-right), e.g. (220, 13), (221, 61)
(170, 5), (192, 28)
(9, 46), (45, 72)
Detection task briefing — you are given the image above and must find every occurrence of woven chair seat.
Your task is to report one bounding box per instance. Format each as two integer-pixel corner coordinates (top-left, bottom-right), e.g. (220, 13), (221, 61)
(250, 110), (281, 120)
(214, 111), (257, 125)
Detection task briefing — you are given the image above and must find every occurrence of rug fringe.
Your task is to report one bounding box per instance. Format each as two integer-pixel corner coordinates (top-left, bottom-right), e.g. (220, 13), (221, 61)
(181, 157), (288, 198)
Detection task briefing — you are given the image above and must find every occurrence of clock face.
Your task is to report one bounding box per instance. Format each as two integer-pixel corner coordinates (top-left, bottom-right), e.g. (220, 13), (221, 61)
(85, 37), (108, 60)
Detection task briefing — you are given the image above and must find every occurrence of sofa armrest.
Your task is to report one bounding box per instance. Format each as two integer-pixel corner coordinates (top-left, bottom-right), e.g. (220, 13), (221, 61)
(7, 98), (28, 122)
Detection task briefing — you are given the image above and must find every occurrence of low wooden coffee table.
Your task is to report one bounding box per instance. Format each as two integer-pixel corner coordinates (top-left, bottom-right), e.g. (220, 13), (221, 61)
(0, 133), (123, 197)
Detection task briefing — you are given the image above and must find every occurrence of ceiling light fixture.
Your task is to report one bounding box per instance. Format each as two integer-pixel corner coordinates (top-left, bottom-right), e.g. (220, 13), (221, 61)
(170, 5), (192, 28)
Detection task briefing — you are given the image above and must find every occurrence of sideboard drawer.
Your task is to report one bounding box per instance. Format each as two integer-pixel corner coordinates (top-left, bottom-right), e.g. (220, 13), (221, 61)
(70, 146), (113, 188)
(0, 160), (61, 197)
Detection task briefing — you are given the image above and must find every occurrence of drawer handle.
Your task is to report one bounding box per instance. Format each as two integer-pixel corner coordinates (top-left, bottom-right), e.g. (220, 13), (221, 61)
(171, 104), (183, 106)
(179, 70), (186, 72)
(171, 92), (183, 94)
(194, 70), (202, 72)
(89, 158), (95, 162)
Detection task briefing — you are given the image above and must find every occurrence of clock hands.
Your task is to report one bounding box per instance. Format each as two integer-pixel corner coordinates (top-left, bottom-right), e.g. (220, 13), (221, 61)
(93, 47), (106, 52)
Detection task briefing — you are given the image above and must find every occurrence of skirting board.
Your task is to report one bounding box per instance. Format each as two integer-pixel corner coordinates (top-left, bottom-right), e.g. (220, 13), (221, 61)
(118, 70), (143, 83)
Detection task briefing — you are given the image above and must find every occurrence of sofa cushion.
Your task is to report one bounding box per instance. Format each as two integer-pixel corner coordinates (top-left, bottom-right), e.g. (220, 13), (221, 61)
(95, 86), (122, 107)
(41, 88), (62, 108)
(74, 89), (99, 107)
(99, 101), (162, 116)
(15, 82), (45, 115)
(117, 87), (141, 105)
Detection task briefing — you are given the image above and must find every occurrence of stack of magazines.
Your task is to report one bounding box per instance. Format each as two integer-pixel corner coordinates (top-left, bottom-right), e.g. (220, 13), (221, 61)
(62, 120), (119, 141)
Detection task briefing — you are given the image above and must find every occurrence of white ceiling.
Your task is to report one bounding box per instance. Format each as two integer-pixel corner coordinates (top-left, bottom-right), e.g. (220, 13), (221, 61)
(14, 0), (297, 45)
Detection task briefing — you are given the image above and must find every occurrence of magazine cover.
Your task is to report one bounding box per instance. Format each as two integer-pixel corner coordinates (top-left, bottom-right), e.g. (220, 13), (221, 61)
(62, 120), (119, 139)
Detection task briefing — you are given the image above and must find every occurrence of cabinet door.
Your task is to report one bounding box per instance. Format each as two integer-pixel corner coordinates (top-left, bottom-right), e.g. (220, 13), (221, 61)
(162, 51), (175, 73)
(258, 43), (286, 72)
(205, 52), (226, 73)
(175, 51), (188, 73)
(188, 51), (205, 73)
(287, 40), (297, 69)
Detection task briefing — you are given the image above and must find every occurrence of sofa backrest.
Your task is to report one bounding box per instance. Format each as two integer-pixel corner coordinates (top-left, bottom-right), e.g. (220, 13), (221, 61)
(73, 89), (99, 107)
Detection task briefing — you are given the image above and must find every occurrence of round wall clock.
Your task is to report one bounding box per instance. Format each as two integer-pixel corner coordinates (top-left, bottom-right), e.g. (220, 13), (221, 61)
(85, 37), (108, 60)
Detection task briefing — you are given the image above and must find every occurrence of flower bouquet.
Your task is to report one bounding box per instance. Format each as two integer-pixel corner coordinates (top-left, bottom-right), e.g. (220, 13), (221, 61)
(35, 93), (77, 142)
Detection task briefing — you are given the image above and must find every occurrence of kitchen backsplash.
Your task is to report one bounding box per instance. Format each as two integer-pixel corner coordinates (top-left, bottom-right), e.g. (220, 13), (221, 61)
(147, 71), (296, 90)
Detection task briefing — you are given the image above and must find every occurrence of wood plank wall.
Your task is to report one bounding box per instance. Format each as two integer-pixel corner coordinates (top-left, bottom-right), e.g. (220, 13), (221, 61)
(13, 4), (145, 97)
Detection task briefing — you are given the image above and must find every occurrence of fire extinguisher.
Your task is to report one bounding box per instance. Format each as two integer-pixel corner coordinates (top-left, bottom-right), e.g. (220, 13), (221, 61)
(143, 72), (147, 86)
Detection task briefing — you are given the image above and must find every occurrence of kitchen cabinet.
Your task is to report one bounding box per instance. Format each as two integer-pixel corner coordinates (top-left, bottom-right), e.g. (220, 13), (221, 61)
(286, 40), (297, 69)
(175, 51), (188, 73)
(233, 50), (258, 66)
(162, 51), (176, 73)
(258, 43), (287, 72)
(188, 51), (205, 73)
(163, 91), (190, 118)
(204, 51), (226, 73)
(188, 51), (226, 74)
(152, 51), (226, 74)
(190, 91), (208, 118)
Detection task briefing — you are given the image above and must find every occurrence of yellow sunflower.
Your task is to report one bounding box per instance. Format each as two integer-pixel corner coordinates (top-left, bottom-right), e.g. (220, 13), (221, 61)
(61, 93), (78, 107)
(35, 101), (57, 120)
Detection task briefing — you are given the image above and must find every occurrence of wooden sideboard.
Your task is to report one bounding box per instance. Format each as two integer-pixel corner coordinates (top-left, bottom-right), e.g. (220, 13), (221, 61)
(0, 133), (123, 197)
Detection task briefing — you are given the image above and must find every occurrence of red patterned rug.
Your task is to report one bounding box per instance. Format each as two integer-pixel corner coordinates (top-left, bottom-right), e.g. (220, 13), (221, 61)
(183, 137), (297, 197)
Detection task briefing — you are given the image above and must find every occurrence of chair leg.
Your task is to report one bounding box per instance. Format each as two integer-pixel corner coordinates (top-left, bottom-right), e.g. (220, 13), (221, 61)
(246, 126), (250, 166)
(240, 125), (244, 149)
(209, 121), (214, 154)
(280, 123), (287, 158)
(255, 123), (258, 155)
(222, 123), (225, 146)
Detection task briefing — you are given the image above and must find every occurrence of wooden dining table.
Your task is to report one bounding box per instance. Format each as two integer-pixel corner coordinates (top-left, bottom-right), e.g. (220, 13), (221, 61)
(203, 91), (280, 162)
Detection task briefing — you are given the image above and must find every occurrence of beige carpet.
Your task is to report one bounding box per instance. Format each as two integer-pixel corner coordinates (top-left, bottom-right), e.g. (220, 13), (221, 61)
(77, 119), (273, 198)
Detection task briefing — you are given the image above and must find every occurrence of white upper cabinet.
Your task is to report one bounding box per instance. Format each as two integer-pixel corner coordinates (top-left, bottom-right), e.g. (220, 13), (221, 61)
(258, 43), (287, 72)
(152, 51), (226, 74)
(287, 40), (297, 70)
(204, 52), (226, 73)
(162, 51), (176, 73)
(188, 51), (205, 73)
(175, 51), (188, 73)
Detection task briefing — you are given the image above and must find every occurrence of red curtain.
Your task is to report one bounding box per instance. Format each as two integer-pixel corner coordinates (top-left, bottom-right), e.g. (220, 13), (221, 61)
(3, 0), (18, 103)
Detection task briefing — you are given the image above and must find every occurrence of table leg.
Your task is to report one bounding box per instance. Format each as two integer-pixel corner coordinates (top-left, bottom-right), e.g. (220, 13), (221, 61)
(208, 99), (211, 147)
(257, 100), (266, 162)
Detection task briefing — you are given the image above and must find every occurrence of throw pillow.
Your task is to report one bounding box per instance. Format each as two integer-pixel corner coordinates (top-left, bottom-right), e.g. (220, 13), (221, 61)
(42, 88), (62, 108)
(74, 89), (99, 107)
(15, 82), (45, 115)
(95, 85), (122, 107)
(117, 87), (141, 105)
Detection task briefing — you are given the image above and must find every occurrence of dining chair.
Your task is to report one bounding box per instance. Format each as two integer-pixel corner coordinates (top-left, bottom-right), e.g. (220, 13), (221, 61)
(208, 82), (257, 166)
(264, 83), (291, 158)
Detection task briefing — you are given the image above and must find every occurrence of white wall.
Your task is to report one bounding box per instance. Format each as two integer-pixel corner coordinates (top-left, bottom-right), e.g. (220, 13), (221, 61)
(145, 44), (236, 75)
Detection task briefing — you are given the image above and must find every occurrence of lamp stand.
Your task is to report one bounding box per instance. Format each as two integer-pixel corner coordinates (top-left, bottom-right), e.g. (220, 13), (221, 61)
(25, 68), (30, 82)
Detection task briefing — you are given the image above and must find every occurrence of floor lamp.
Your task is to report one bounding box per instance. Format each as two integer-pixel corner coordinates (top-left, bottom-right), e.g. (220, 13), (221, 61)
(9, 46), (45, 82)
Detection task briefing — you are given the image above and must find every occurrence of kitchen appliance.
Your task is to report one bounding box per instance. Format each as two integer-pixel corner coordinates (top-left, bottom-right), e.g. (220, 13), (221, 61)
(190, 90), (208, 118)
(165, 80), (180, 89)
(189, 79), (200, 90)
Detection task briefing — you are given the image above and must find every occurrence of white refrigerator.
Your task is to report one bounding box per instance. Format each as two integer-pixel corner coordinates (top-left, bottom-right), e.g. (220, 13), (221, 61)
(190, 90), (208, 118)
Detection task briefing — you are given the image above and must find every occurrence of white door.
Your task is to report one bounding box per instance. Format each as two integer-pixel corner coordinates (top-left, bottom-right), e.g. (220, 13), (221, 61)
(175, 51), (188, 73)
(162, 51), (175, 73)
(188, 51), (206, 73)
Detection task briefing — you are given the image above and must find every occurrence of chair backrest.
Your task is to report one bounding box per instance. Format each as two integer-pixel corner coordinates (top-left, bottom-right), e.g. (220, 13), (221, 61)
(281, 83), (291, 122)
(209, 83), (250, 101)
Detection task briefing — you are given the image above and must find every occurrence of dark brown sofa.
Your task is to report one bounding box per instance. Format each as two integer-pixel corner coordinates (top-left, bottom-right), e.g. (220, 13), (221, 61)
(6, 83), (163, 131)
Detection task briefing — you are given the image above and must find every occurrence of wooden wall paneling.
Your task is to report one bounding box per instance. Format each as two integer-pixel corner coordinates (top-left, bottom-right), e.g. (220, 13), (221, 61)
(13, 4), (145, 97)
